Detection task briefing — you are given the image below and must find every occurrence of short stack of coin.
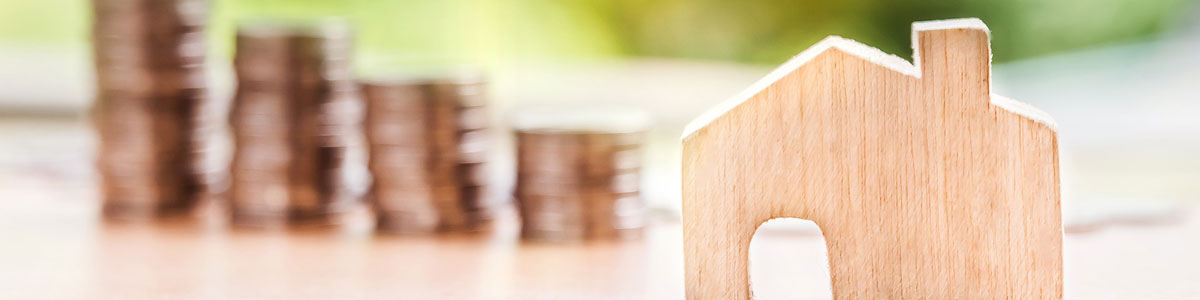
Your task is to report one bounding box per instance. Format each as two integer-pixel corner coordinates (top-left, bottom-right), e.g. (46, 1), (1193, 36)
(91, 0), (213, 219)
(227, 19), (360, 227)
(511, 108), (651, 242)
(361, 71), (493, 233)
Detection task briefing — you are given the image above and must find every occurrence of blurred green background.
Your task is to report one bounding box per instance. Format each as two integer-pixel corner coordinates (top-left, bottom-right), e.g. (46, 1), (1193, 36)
(0, 0), (1194, 65)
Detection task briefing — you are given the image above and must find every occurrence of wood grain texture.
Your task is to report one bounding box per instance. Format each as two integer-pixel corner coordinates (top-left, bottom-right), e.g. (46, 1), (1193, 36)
(682, 18), (1062, 299)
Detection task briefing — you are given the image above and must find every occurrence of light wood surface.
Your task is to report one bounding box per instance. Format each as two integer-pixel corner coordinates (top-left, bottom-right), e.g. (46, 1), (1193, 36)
(1, 191), (1198, 299)
(683, 19), (1061, 299)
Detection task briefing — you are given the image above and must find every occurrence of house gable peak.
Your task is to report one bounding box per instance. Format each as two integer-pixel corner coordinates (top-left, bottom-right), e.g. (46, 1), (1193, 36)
(681, 35), (917, 139)
(682, 18), (1056, 140)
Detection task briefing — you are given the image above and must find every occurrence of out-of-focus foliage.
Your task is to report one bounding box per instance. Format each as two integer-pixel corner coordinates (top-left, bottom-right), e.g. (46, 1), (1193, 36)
(0, 0), (1193, 65)
(605, 0), (1195, 62)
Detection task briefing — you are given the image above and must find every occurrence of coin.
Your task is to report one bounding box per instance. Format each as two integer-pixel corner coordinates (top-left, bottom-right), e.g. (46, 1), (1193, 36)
(511, 107), (651, 241)
(227, 18), (361, 228)
(361, 70), (495, 233)
(92, 0), (213, 220)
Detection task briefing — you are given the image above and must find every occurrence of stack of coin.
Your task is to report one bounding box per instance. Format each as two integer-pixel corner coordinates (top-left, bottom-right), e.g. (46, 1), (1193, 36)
(227, 19), (361, 227)
(361, 71), (493, 233)
(91, 0), (213, 219)
(511, 108), (651, 242)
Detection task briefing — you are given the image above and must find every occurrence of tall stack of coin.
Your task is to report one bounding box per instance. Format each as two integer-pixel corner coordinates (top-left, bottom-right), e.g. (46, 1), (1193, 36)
(511, 108), (650, 241)
(361, 72), (493, 233)
(228, 19), (360, 227)
(91, 0), (212, 219)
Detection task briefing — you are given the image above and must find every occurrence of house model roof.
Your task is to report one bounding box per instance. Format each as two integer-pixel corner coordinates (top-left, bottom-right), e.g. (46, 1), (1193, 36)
(682, 18), (1056, 140)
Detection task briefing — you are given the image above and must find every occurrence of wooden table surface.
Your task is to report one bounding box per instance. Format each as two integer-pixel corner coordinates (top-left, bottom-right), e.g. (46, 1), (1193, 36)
(0, 191), (1197, 299)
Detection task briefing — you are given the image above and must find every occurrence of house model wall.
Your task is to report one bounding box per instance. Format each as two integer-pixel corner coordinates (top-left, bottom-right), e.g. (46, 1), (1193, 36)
(681, 18), (1062, 299)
